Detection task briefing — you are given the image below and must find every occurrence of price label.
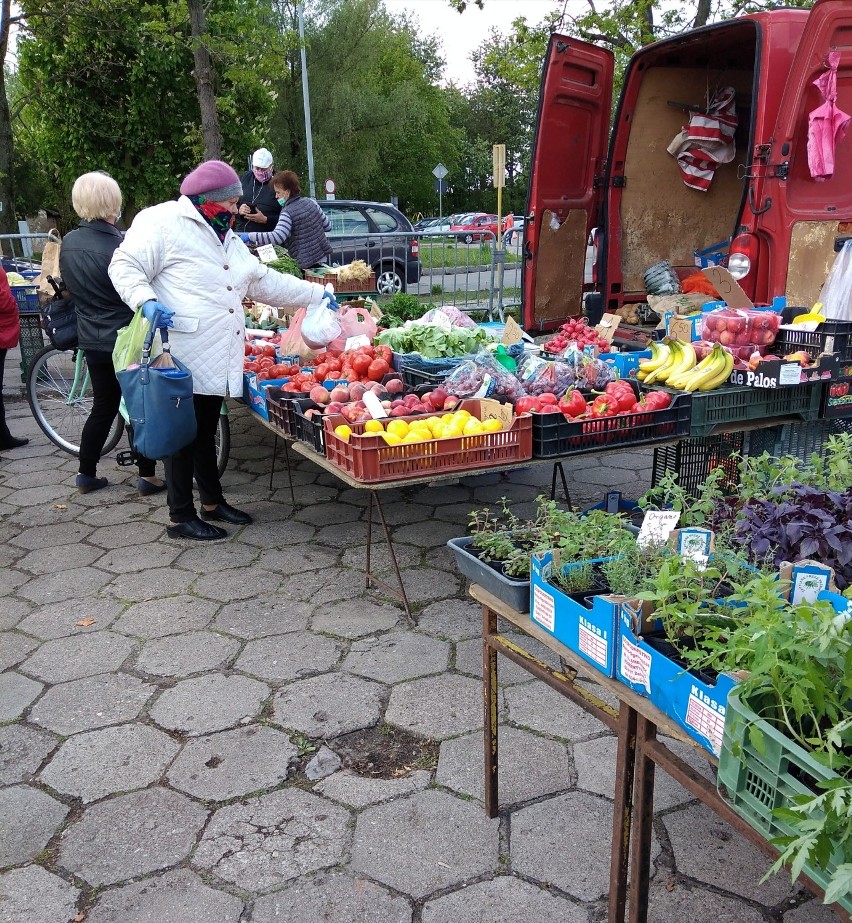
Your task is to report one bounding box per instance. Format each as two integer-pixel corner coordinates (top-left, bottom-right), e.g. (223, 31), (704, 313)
(637, 510), (680, 549)
(345, 334), (371, 351)
(779, 363), (803, 386)
(478, 398), (514, 428)
(362, 390), (388, 419)
(676, 528), (713, 568)
(256, 244), (278, 263)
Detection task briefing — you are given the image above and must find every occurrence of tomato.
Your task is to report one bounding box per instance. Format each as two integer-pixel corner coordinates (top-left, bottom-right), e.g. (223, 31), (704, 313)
(314, 363), (330, 380)
(244, 361), (259, 373)
(352, 354), (372, 376)
(327, 358), (342, 372)
(287, 364), (301, 375)
(367, 358), (390, 381)
(244, 343), (253, 356)
(261, 344), (277, 358)
(376, 344), (393, 363)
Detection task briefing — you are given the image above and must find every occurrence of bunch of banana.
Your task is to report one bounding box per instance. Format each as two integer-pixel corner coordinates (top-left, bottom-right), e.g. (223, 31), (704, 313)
(636, 342), (670, 381)
(663, 341), (698, 388)
(640, 339), (696, 385)
(680, 343), (734, 392)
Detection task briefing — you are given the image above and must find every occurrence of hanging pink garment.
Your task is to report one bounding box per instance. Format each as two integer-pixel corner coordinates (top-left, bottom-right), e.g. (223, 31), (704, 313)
(807, 51), (850, 182)
(667, 87), (738, 192)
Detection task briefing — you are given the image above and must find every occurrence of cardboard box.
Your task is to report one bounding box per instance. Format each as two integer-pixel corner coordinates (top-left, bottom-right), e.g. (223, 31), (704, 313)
(665, 313), (702, 343)
(727, 353), (838, 388)
(600, 349), (652, 378)
(242, 374), (285, 421)
(530, 551), (624, 677)
(824, 376), (852, 418)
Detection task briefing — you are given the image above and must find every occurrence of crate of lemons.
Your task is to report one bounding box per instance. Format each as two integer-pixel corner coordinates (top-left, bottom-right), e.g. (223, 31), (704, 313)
(332, 407), (504, 445)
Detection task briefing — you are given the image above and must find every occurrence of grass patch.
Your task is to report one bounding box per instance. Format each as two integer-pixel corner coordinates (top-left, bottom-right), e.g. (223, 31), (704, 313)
(418, 242), (521, 270)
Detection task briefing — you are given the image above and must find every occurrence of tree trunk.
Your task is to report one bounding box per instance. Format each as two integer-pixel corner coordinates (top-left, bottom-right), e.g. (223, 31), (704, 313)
(692, 0), (712, 29)
(188, 0), (223, 161)
(0, 0), (18, 237)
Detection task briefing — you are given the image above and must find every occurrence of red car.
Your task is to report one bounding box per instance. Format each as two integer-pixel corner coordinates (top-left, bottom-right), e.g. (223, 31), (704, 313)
(450, 213), (513, 244)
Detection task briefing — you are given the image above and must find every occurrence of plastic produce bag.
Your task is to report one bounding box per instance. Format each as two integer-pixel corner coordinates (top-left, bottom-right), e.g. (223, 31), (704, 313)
(643, 260), (681, 296)
(302, 296), (342, 350)
(700, 307), (780, 349)
(326, 304), (378, 353)
(517, 353), (577, 396)
(113, 309), (153, 372)
(818, 240), (852, 321)
(443, 348), (526, 404)
(278, 308), (318, 363)
(570, 351), (616, 390)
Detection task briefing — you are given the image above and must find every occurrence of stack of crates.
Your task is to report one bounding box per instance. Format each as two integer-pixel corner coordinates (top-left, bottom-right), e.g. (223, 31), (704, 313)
(650, 432), (745, 498)
(11, 278), (45, 382)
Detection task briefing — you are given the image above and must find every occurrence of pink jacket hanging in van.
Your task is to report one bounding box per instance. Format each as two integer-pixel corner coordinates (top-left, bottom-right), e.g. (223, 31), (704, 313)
(807, 51), (850, 181)
(667, 86), (738, 192)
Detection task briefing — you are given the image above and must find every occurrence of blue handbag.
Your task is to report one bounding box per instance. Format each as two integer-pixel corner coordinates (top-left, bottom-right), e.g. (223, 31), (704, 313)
(117, 321), (197, 460)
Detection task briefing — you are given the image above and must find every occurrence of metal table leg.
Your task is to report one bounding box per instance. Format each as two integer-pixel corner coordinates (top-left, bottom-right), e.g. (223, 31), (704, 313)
(482, 602), (499, 818)
(269, 433), (277, 491)
(550, 461), (573, 508)
(282, 438), (296, 510)
(364, 491), (412, 621)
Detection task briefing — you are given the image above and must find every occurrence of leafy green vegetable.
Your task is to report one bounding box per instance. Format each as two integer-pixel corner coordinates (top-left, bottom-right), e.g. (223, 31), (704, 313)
(266, 247), (301, 278)
(379, 293), (432, 328)
(375, 323), (489, 358)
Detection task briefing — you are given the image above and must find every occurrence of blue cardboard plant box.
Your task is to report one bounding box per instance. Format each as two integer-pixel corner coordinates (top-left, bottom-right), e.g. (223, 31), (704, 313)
(600, 349), (652, 378)
(242, 373), (287, 421)
(616, 600), (737, 758)
(530, 551), (623, 678)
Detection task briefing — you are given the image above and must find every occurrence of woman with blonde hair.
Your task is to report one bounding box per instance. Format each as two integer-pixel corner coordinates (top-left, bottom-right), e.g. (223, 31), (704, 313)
(59, 171), (164, 495)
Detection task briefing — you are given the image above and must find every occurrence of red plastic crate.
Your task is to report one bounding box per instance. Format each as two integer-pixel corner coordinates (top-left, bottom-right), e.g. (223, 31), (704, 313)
(322, 399), (532, 483)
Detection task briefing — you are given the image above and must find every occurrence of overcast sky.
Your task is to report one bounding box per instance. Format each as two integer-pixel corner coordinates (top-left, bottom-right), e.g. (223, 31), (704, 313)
(383, 0), (562, 86)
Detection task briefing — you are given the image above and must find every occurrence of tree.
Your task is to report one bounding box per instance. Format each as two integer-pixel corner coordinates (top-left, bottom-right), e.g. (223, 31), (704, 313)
(0, 0), (22, 234)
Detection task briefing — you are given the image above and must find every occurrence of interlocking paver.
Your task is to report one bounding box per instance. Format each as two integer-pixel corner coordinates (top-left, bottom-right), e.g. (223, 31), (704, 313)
(193, 565), (282, 602)
(416, 598), (481, 640)
(96, 541), (182, 574)
(0, 724), (57, 783)
(644, 880), (767, 922)
(504, 680), (610, 741)
(135, 629), (239, 677)
(39, 723), (179, 802)
(0, 671), (44, 721)
(194, 788), (351, 892)
(16, 566), (111, 604)
(0, 784), (68, 867)
(16, 599), (122, 638)
(316, 769), (432, 809)
(272, 673), (384, 738)
(0, 864), (80, 923)
(236, 630), (343, 681)
(0, 630), (38, 670)
(20, 631), (135, 683)
(310, 598), (401, 639)
(422, 876), (589, 923)
(352, 789), (498, 899)
(255, 544), (340, 573)
(58, 787), (208, 885)
(0, 568), (31, 596)
(149, 673), (269, 734)
(167, 725), (296, 800)
(294, 501), (363, 526)
(87, 520), (165, 549)
(175, 541), (258, 572)
(252, 872), (412, 923)
(29, 673), (156, 735)
(15, 542), (103, 575)
(86, 868), (243, 923)
(343, 630), (450, 683)
(386, 674), (482, 739)
(112, 595), (218, 638)
(0, 598), (31, 631)
(213, 597), (311, 638)
(105, 565), (198, 601)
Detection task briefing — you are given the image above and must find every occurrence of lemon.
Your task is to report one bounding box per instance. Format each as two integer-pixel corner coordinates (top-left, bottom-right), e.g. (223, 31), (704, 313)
(386, 419), (409, 438)
(430, 423), (446, 439)
(363, 419), (384, 433)
(463, 419), (484, 435)
(380, 432), (402, 446)
(334, 425), (352, 442)
(482, 418), (503, 433)
(403, 431), (425, 443)
(440, 413), (455, 424)
(453, 409), (472, 421)
(443, 424), (464, 439)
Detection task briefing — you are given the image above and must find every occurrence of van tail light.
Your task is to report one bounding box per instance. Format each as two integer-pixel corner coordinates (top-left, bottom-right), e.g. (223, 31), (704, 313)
(728, 234), (757, 281)
(411, 239), (419, 256)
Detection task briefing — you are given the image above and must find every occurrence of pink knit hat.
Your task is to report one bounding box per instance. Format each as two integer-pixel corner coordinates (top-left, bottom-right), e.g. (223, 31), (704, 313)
(180, 160), (243, 200)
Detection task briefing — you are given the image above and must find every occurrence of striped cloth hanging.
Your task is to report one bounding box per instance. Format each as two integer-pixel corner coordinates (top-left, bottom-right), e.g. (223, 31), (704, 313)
(667, 87), (738, 192)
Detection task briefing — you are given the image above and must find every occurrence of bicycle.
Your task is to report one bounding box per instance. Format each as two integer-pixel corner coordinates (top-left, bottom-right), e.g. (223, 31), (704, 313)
(26, 344), (231, 476)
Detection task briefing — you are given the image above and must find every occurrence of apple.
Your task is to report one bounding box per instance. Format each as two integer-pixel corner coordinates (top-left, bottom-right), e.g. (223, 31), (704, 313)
(390, 406), (409, 416)
(386, 377), (404, 394)
(443, 396), (460, 410)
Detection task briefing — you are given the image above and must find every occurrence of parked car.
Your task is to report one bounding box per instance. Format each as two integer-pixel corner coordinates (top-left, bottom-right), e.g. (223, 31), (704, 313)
(317, 199), (422, 295)
(419, 217), (454, 235)
(413, 216), (440, 232)
(450, 213), (495, 243)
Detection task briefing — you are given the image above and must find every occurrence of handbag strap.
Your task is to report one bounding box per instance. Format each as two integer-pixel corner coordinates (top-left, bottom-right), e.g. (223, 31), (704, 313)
(140, 313), (171, 385)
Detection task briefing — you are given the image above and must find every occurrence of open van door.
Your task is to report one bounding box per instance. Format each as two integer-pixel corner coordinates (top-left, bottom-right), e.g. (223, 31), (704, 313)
(523, 35), (613, 332)
(766, 0), (852, 305)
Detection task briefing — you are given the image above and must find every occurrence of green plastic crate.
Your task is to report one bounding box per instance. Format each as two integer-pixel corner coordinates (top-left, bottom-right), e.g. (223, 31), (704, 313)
(717, 687), (851, 914)
(647, 382), (825, 438)
(18, 313), (45, 382)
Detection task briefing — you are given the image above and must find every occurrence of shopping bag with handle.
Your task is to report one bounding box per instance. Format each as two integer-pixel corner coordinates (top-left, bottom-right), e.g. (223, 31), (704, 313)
(116, 318), (196, 460)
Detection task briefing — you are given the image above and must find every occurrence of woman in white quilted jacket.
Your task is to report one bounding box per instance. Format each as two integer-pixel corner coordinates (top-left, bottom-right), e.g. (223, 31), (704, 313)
(109, 160), (334, 542)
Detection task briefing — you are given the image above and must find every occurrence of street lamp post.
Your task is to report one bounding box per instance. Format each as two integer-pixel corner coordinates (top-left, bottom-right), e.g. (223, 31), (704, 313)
(297, 3), (316, 199)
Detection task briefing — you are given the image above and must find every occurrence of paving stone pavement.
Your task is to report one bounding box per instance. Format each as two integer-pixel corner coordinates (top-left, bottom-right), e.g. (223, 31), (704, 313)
(0, 376), (833, 922)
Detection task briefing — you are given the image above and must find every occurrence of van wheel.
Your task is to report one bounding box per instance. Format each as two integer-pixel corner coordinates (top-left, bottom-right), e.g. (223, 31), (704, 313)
(376, 264), (405, 295)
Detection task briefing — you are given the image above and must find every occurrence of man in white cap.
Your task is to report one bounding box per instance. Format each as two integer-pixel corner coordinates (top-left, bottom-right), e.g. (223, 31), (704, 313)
(235, 147), (281, 234)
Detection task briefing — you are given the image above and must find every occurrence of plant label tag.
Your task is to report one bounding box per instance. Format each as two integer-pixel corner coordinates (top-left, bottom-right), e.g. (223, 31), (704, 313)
(345, 334), (371, 351)
(479, 398), (513, 428)
(256, 244), (278, 263)
(790, 563), (832, 604)
(531, 584), (555, 632)
(605, 491), (622, 514)
(676, 528), (713, 567)
(362, 390), (388, 419)
(637, 511), (680, 548)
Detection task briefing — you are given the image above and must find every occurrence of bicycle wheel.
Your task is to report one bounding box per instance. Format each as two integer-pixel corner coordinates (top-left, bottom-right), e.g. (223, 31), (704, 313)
(26, 346), (123, 456)
(215, 412), (231, 477)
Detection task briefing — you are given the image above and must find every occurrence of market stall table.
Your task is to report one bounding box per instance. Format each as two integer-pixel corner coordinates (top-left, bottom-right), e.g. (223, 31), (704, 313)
(472, 584), (844, 923)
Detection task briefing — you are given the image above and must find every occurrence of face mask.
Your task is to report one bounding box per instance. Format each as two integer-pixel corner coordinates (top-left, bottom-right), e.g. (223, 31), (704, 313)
(253, 167), (273, 183)
(277, 197), (287, 206)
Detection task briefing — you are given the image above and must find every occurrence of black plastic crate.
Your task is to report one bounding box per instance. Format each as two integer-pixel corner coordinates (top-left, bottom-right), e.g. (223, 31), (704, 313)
(18, 313), (45, 381)
(773, 318), (852, 362)
(773, 418), (852, 460)
(293, 399), (326, 455)
(651, 432), (745, 497)
(531, 391), (692, 458)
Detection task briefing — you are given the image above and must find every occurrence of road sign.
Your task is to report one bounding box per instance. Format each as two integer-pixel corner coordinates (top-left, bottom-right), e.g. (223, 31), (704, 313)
(434, 178), (448, 195)
(324, 178), (336, 193)
(492, 145), (506, 188)
(432, 162), (448, 180)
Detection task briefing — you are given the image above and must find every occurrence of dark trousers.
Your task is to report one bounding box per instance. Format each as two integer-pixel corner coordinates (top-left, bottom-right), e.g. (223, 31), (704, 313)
(80, 349), (154, 478)
(0, 347), (10, 442)
(164, 393), (223, 522)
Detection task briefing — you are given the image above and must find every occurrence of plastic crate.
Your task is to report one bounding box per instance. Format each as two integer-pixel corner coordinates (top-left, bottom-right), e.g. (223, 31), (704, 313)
(774, 318), (852, 362)
(645, 382), (824, 438)
(531, 392), (692, 459)
(18, 313), (45, 381)
(651, 432), (745, 497)
(323, 399), (532, 483)
(447, 536), (530, 612)
(293, 400), (326, 455)
(772, 418), (852, 460)
(304, 269), (376, 292)
(11, 284), (40, 314)
(717, 688), (852, 915)
(266, 389), (311, 436)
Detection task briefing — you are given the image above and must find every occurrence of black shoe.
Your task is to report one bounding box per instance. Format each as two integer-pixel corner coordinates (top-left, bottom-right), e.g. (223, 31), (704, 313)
(76, 474), (109, 494)
(0, 436), (28, 450)
(137, 478), (167, 497)
(166, 518), (227, 541)
(200, 502), (253, 525)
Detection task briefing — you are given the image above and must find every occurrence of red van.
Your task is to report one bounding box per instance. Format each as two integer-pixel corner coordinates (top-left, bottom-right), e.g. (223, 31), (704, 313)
(522, 0), (852, 332)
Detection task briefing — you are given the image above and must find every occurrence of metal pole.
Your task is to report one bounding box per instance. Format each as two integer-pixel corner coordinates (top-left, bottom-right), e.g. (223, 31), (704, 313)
(439, 185), (442, 219)
(297, 3), (316, 199)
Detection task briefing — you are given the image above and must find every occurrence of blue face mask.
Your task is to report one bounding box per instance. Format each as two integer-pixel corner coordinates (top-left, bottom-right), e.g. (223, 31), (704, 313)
(277, 197), (287, 206)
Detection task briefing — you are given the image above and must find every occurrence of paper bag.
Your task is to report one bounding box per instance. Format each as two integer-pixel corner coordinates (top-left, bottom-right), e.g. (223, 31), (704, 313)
(37, 237), (62, 296)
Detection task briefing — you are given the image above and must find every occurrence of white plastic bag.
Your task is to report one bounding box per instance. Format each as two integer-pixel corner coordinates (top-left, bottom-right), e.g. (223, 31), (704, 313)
(301, 285), (342, 350)
(818, 241), (852, 321)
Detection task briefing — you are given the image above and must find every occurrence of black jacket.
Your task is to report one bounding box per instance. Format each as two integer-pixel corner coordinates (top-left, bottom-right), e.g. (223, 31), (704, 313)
(59, 220), (133, 353)
(235, 170), (281, 233)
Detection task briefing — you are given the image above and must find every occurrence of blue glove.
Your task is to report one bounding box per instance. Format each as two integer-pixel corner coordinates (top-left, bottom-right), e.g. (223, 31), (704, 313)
(322, 291), (340, 312)
(239, 233), (251, 244)
(142, 300), (174, 329)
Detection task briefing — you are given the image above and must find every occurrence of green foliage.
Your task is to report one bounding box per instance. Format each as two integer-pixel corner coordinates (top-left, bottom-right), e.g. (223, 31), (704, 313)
(266, 245), (302, 277)
(377, 292), (428, 328)
(638, 463), (731, 528)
